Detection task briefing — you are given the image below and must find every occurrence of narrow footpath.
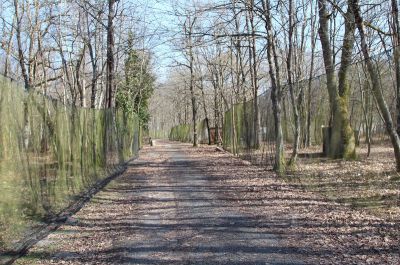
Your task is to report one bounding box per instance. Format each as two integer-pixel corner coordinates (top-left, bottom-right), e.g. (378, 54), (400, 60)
(15, 141), (399, 265)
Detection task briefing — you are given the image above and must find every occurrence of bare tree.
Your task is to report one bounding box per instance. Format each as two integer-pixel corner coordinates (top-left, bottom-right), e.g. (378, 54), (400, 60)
(317, 0), (356, 159)
(352, 0), (400, 171)
(261, 0), (285, 173)
(391, 0), (400, 136)
(286, 0), (300, 164)
(184, 14), (199, 147)
(106, 0), (117, 108)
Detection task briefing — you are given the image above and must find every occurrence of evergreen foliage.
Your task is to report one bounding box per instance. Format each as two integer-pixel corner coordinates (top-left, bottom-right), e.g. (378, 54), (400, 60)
(117, 33), (155, 130)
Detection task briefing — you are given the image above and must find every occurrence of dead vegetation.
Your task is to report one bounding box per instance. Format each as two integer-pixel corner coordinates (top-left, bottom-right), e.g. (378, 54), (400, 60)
(187, 143), (400, 264)
(11, 141), (400, 264)
(289, 142), (400, 220)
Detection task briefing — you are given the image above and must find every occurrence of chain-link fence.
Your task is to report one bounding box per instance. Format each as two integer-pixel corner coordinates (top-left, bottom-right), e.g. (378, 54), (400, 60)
(169, 124), (193, 142)
(169, 119), (210, 144)
(0, 77), (141, 251)
(223, 53), (394, 169)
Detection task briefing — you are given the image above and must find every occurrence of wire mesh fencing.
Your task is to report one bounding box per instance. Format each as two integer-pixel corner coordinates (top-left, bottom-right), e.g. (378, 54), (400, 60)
(169, 119), (210, 144)
(222, 54), (394, 169)
(0, 76), (141, 251)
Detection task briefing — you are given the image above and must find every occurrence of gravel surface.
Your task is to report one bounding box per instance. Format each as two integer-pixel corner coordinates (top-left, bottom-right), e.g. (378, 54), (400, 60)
(14, 140), (399, 265)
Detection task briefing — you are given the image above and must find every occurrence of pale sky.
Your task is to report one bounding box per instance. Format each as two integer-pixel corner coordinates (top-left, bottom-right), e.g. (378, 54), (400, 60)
(133, 0), (182, 84)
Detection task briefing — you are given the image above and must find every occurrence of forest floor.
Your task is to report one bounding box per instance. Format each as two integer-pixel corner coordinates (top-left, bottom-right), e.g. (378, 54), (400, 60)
(14, 140), (399, 264)
(288, 142), (400, 220)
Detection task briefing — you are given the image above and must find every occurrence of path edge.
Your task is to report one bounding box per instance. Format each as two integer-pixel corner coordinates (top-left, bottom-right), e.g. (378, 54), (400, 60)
(0, 156), (138, 265)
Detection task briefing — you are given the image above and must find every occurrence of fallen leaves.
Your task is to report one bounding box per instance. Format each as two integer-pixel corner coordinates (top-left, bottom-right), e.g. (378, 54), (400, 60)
(13, 141), (400, 265)
(188, 143), (400, 264)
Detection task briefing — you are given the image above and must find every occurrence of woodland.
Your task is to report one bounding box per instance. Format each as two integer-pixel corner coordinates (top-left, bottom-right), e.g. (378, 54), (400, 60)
(0, 0), (400, 263)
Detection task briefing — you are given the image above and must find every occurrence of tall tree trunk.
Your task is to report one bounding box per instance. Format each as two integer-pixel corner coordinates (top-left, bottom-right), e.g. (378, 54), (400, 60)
(232, 0), (248, 148)
(186, 17), (198, 147)
(214, 79), (220, 146)
(247, 0), (260, 149)
(287, 0), (300, 164)
(14, 0), (31, 150)
(352, 0), (400, 171)
(199, 76), (211, 145)
(14, 0), (30, 91)
(317, 0), (356, 159)
(391, 0), (400, 136)
(84, 10), (99, 109)
(306, 5), (317, 147)
(262, 0), (285, 173)
(106, 0), (116, 109)
(358, 70), (372, 157)
(76, 46), (86, 107)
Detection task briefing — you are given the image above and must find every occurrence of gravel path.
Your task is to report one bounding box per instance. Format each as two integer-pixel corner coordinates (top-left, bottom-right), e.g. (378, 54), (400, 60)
(14, 141), (303, 264)
(14, 140), (399, 264)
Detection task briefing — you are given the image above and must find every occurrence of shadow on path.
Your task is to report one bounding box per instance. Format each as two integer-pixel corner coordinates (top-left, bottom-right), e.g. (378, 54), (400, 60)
(15, 140), (399, 264)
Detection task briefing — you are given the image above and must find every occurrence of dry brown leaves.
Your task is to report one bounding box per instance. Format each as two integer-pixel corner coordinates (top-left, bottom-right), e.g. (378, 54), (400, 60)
(186, 143), (400, 264)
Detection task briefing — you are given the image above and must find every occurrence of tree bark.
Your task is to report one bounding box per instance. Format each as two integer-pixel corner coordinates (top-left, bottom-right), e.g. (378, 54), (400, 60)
(262, 0), (285, 173)
(185, 16), (198, 147)
(247, 0), (260, 149)
(352, 0), (400, 171)
(304, 2), (317, 147)
(391, 0), (400, 136)
(106, 0), (116, 109)
(14, 0), (30, 91)
(287, 0), (300, 164)
(317, 0), (356, 159)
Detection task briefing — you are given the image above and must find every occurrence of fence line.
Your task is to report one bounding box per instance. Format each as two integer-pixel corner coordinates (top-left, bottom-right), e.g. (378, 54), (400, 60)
(222, 53), (394, 168)
(0, 76), (141, 251)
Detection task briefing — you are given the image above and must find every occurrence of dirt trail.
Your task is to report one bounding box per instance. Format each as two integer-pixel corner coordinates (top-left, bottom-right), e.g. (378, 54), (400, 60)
(15, 141), (302, 264)
(14, 140), (399, 264)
